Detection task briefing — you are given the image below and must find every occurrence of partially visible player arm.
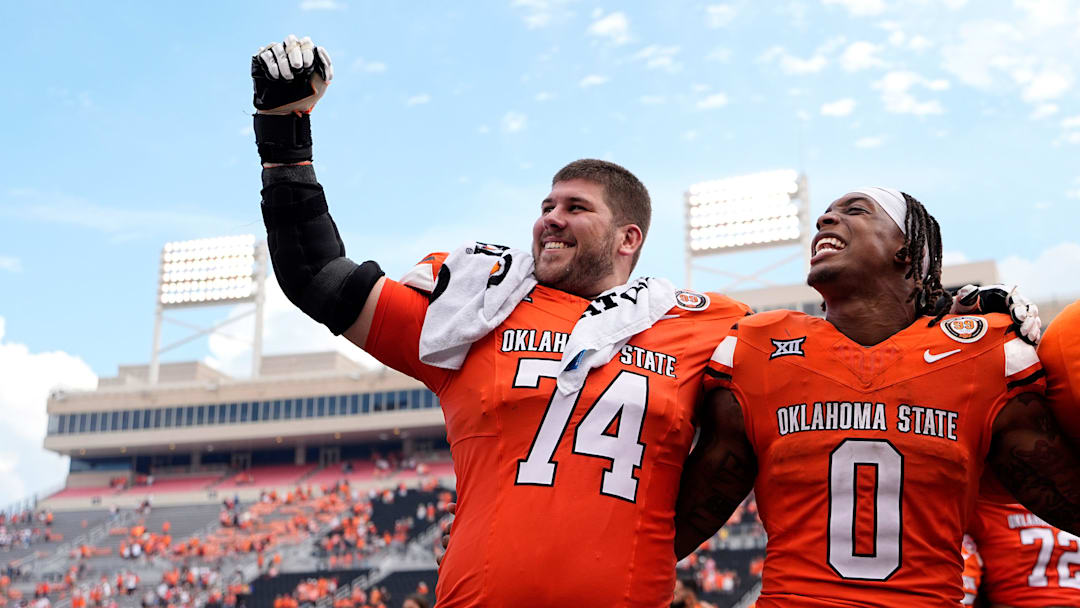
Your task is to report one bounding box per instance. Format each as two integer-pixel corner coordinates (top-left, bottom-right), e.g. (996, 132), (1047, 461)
(252, 35), (385, 346)
(674, 387), (757, 560)
(988, 392), (1080, 535)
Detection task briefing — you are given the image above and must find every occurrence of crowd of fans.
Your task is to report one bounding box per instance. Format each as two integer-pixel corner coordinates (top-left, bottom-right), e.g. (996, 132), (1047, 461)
(272, 577), (432, 608)
(676, 494), (766, 603)
(0, 511), (60, 553)
(317, 479), (452, 569)
(0, 454), (454, 608)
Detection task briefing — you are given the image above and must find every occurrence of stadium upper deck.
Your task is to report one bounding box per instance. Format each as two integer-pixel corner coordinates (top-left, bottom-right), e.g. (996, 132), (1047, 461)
(42, 352), (445, 508)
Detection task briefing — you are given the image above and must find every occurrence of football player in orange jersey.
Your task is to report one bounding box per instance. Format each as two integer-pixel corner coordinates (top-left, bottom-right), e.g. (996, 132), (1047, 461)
(957, 300), (1080, 608)
(674, 188), (1080, 607)
(959, 534), (984, 606)
(251, 35), (751, 607)
(966, 497), (1080, 607)
(1040, 300), (1080, 442)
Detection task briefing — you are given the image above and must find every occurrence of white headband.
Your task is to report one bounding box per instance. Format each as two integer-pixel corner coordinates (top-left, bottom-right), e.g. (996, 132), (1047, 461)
(842, 187), (930, 273)
(847, 187), (907, 234)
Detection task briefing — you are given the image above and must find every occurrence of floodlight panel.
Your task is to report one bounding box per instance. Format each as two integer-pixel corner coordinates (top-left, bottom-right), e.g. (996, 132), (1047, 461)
(686, 170), (807, 255)
(158, 235), (260, 307)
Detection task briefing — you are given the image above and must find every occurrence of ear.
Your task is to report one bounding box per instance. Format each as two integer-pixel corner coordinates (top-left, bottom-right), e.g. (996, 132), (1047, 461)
(894, 247), (909, 266)
(618, 224), (644, 258)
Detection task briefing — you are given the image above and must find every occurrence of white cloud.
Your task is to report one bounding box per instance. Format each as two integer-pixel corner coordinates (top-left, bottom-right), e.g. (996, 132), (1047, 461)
(299, 0), (345, 9)
(998, 242), (1080, 300)
(840, 41), (886, 71)
(758, 46), (827, 75)
(579, 74), (610, 87)
(0, 316), (96, 501)
(855, 136), (884, 148)
(205, 282), (381, 379)
(1018, 67), (1072, 102)
(821, 98), (856, 117)
(511, 0), (574, 29)
(587, 11), (631, 45)
(682, 130), (699, 141)
(1014, 0), (1071, 27)
(352, 58), (387, 73)
(1031, 103), (1059, 119)
(0, 256), (21, 273)
(405, 94), (431, 106)
(696, 93), (729, 109)
(534, 91), (554, 102)
(908, 35), (932, 52)
(822, 0), (886, 16)
(639, 95), (667, 105)
(501, 111), (528, 133)
(705, 47), (732, 62)
(3, 189), (245, 241)
(872, 70), (949, 115)
(705, 4), (737, 27)
(1062, 115), (1080, 128)
(942, 250), (969, 265)
(941, 18), (1075, 106)
(632, 45), (682, 73)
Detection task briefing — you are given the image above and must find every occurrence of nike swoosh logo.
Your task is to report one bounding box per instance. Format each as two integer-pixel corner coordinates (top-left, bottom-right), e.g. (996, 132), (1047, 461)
(924, 348), (961, 363)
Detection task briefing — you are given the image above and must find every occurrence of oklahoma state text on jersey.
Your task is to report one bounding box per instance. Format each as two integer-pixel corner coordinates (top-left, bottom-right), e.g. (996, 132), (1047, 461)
(703, 310), (1044, 608)
(968, 498), (1080, 607)
(366, 254), (750, 608)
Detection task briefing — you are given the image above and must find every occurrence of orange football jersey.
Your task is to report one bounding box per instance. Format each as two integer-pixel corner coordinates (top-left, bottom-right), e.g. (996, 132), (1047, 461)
(967, 499), (1080, 607)
(703, 310), (1045, 607)
(365, 255), (750, 608)
(960, 534), (984, 606)
(1039, 300), (1080, 442)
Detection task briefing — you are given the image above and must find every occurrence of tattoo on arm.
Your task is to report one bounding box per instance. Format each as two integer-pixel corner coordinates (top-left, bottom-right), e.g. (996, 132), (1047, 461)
(674, 388), (757, 560)
(989, 392), (1080, 535)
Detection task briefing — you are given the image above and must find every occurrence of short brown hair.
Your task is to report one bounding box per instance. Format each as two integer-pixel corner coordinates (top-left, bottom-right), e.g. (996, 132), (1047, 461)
(552, 159), (652, 268)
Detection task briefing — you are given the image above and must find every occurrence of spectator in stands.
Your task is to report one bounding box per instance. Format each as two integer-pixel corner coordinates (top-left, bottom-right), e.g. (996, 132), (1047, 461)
(401, 594), (429, 608)
(671, 577), (715, 608)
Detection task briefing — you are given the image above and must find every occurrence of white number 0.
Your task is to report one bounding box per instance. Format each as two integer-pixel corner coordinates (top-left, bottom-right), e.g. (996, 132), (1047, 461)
(513, 358), (648, 502)
(828, 439), (904, 580)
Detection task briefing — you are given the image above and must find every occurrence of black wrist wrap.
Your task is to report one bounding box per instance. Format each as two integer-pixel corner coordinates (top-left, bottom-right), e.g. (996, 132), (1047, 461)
(261, 176), (384, 335)
(254, 113), (313, 164)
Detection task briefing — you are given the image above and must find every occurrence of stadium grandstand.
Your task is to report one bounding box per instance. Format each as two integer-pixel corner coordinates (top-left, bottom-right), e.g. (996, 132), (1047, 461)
(1, 251), (1061, 608)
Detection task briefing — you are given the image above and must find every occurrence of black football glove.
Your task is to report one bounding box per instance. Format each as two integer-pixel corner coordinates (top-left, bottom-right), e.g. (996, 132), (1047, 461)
(252, 34), (333, 115)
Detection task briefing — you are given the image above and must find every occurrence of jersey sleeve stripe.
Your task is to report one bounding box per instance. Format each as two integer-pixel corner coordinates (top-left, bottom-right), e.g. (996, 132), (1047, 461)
(704, 367), (732, 381)
(1006, 368), (1046, 391)
(710, 335), (737, 368)
(1004, 337), (1040, 377)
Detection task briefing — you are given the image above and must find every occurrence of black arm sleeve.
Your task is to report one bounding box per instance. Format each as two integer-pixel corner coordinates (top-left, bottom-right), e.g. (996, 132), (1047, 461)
(260, 163), (383, 335)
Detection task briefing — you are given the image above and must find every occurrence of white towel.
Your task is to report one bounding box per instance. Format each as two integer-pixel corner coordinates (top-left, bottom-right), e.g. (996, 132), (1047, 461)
(556, 277), (676, 395)
(415, 242), (677, 396)
(418, 242), (537, 369)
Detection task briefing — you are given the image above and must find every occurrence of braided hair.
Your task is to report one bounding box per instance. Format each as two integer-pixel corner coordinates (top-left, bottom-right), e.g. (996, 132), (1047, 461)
(899, 192), (948, 325)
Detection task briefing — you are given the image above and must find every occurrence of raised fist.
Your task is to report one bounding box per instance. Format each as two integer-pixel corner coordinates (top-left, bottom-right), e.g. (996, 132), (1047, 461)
(252, 34), (334, 115)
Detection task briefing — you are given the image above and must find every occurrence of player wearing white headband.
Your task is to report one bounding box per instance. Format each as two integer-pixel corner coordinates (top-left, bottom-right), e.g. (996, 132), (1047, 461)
(674, 190), (1080, 607)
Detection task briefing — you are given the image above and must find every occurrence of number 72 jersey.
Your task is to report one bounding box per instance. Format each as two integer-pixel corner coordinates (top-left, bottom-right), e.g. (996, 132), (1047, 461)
(703, 310), (1045, 608)
(365, 271), (750, 608)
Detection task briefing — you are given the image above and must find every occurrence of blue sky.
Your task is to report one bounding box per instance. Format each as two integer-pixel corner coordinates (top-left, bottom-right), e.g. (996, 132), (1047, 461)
(2, 0), (1079, 504)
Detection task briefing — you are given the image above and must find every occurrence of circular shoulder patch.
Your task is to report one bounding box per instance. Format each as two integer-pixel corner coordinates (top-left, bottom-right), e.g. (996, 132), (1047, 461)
(941, 316), (988, 343)
(675, 290), (711, 311)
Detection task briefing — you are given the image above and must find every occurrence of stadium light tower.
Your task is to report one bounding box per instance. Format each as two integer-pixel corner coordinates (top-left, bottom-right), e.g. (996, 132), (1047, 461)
(148, 235), (267, 384)
(684, 170), (811, 290)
